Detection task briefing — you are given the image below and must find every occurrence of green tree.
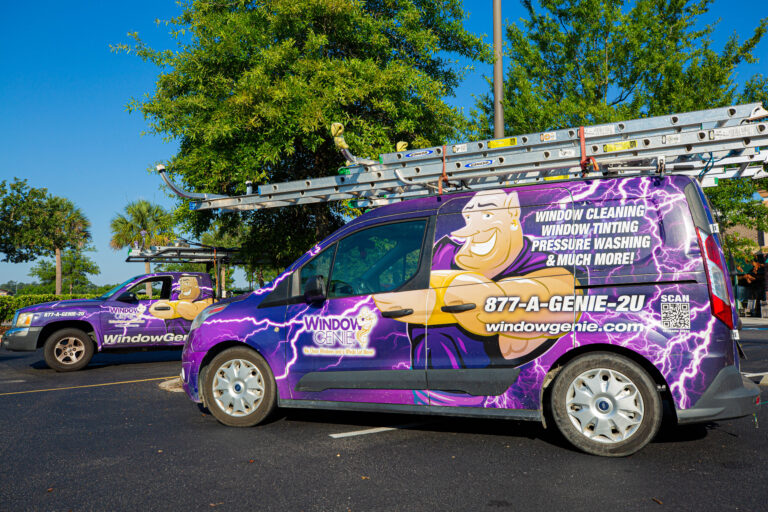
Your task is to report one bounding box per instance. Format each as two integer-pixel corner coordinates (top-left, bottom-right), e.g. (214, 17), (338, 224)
(473, 0), (768, 267)
(0, 178), (51, 263)
(110, 200), (175, 297)
(45, 197), (92, 296)
(474, 0), (767, 135)
(29, 249), (101, 295)
(706, 74), (768, 266)
(117, 0), (489, 270)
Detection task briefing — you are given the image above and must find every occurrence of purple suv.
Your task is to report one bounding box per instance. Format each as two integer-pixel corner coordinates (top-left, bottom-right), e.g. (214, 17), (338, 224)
(3, 272), (215, 371)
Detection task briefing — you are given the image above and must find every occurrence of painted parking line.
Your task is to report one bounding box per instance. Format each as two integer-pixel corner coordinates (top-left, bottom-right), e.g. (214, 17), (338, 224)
(330, 422), (426, 439)
(0, 380), (26, 384)
(0, 376), (176, 396)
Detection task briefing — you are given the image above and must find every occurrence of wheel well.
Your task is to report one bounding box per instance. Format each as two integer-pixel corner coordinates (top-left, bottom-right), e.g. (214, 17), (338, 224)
(198, 340), (258, 378)
(197, 341), (261, 407)
(540, 343), (677, 425)
(38, 321), (96, 349)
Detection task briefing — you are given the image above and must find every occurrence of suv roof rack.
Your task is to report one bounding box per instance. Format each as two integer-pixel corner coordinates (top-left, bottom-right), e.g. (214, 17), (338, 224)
(125, 244), (238, 265)
(159, 103), (768, 212)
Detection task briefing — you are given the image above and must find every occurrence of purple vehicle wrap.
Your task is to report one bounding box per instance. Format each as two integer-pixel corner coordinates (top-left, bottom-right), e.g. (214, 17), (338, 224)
(181, 175), (758, 423)
(2, 272), (215, 353)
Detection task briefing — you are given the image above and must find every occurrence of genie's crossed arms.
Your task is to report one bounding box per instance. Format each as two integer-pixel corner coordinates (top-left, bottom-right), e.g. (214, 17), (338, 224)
(149, 276), (214, 321)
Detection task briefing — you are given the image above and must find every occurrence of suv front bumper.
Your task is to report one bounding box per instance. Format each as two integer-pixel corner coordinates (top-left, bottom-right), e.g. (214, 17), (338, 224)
(677, 365), (761, 424)
(1, 326), (42, 351)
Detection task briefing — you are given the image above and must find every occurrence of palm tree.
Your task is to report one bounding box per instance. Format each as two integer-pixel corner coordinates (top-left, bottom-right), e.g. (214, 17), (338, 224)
(46, 197), (91, 295)
(109, 200), (175, 298)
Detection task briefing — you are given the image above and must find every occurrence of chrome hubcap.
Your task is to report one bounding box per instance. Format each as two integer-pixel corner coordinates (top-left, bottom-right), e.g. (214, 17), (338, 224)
(211, 359), (265, 417)
(53, 337), (85, 365)
(566, 368), (644, 444)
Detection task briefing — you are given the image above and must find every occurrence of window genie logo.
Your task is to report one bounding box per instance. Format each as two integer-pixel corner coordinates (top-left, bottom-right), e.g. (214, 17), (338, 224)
(302, 307), (378, 357)
(106, 304), (147, 325)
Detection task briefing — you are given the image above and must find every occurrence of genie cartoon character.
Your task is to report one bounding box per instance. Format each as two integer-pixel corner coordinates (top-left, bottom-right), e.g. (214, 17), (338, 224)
(149, 275), (214, 321)
(374, 189), (574, 374)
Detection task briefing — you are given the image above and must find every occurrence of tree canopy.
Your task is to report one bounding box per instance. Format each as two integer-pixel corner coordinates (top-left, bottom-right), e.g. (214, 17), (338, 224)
(110, 199), (175, 251)
(472, 0), (768, 264)
(0, 178), (51, 263)
(474, 0), (767, 134)
(1, 179), (94, 293)
(119, 0), (489, 269)
(29, 249), (101, 295)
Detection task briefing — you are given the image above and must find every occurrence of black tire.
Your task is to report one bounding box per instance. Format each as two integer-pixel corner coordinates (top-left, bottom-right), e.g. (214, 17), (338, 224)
(201, 347), (277, 427)
(549, 352), (662, 457)
(43, 328), (95, 372)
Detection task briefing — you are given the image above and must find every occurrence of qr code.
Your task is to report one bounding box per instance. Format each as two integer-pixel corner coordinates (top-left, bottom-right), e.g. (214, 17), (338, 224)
(662, 303), (690, 330)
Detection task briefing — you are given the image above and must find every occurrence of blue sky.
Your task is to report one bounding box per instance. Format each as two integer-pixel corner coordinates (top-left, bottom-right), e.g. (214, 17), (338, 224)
(1, 0), (766, 287)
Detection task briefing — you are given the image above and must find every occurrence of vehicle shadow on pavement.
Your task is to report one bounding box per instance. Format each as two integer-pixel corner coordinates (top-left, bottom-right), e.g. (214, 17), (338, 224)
(0, 353), (31, 362)
(27, 349), (182, 371)
(273, 408), (571, 448)
(653, 423), (709, 443)
(269, 407), (713, 452)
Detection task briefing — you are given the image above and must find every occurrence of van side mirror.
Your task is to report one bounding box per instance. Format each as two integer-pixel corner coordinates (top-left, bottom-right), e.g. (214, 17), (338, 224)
(304, 276), (326, 303)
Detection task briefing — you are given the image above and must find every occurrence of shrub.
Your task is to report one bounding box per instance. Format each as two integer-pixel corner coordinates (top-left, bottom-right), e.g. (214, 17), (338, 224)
(0, 294), (98, 323)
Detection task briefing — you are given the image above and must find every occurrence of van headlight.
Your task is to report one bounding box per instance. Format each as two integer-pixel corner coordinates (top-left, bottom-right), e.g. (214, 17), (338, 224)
(190, 304), (229, 331)
(16, 313), (33, 327)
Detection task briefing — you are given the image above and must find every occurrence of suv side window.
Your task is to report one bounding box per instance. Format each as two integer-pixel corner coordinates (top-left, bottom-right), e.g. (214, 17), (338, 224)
(128, 277), (172, 299)
(328, 220), (426, 298)
(298, 246), (336, 293)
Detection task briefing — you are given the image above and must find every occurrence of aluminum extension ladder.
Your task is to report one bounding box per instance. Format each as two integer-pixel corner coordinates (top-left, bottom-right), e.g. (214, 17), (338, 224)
(158, 103), (768, 212)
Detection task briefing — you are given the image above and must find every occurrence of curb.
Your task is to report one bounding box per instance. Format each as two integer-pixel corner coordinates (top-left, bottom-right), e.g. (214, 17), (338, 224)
(158, 377), (184, 393)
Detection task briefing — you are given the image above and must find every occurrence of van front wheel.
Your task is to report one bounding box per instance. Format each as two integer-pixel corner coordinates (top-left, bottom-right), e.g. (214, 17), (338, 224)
(550, 352), (661, 457)
(202, 347), (276, 427)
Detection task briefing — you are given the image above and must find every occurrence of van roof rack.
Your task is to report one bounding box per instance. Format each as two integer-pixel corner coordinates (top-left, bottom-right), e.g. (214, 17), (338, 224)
(159, 103), (768, 212)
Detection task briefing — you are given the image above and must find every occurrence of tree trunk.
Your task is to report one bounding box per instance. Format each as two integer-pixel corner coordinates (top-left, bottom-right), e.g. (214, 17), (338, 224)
(220, 264), (226, 298)
(55, 247), (62, 296)
(145, 261), (152, 298)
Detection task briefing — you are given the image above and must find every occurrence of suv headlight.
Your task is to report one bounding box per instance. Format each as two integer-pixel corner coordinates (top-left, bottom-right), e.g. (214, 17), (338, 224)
(16, 313), (33, 327)
(190, 304), (229, 331)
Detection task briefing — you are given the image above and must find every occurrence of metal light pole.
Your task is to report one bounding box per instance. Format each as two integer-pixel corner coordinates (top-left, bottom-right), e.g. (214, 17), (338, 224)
(493, 0), (504, 138)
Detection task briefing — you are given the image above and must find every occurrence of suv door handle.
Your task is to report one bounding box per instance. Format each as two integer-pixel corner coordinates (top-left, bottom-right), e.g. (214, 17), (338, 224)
(381, 308), (414, 318)
(154, 306), (172, 311)
(441, 303), (476, 313)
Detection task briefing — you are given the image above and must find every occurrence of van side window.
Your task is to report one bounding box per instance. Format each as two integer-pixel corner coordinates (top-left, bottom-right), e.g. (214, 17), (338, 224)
(298, 246), (335, 293)
(328, 220), (426, 298)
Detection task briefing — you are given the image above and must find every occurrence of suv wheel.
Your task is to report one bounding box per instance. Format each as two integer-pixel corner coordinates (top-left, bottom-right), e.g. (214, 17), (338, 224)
(43, 328), (94, 372)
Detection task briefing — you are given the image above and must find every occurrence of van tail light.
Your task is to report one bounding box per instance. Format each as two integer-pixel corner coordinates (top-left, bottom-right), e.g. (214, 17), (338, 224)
(696, 228), (734, 329)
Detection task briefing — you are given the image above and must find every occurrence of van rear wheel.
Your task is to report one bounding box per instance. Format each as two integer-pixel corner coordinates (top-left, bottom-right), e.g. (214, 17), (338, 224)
(43, 328), (94, 372)
(550, 352), (661, 457)
(202, 347), (276, 427)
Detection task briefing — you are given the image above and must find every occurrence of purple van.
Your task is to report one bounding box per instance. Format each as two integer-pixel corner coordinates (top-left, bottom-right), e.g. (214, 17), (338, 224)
(2, 272), (215, 371)
(180, 175), (760, 456)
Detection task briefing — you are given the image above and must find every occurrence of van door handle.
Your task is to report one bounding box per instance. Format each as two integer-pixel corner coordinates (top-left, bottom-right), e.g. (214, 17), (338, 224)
(381, 309), (414, 318)
(441, 303), (476, 313)
(154, 306), (172, 311)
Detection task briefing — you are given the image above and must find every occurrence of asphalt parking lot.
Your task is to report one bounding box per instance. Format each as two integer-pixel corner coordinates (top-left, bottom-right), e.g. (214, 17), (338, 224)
(1, 333), (767, 512)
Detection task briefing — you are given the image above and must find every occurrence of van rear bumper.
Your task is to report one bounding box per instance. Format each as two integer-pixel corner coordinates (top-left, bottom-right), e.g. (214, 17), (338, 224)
(676, 365), (761, 424)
